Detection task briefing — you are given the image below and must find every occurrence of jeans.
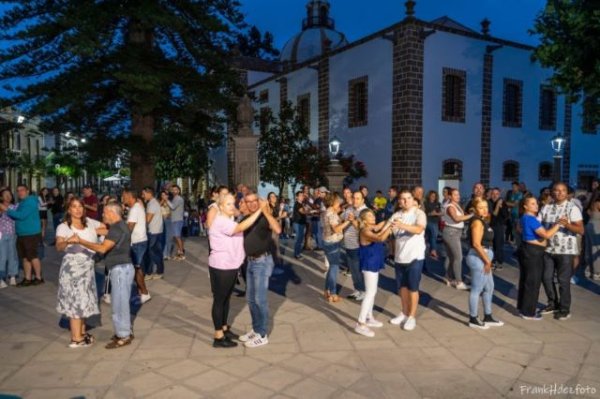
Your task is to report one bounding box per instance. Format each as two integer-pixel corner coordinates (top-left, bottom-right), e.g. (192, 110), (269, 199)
(443, 226), (464, 282)
(144, 233), (164, 275)
(209, 266), (239, 330)
(312, 218), (324, 249)
(542, 253), (574, 312)
(358, 271), (379, 323)
(0, 233), (19, 279)
(109, 263), (135, 338)
(425, 221), (439, 253)
(345, 247), (365, 292)
(466, 248), (494, 317)
(517, 243), (545, 316)
(247, 255), (274, 337)
(323, 241), (341, 294)
(163, 218), (174, 258)
(293, 223), (306, 257)
(130, 241), (148, 267)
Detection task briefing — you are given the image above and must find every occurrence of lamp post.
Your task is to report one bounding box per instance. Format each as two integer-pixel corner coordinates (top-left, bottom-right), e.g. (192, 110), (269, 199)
(324, 136), (345, 193)
(551, 133), (566, 183)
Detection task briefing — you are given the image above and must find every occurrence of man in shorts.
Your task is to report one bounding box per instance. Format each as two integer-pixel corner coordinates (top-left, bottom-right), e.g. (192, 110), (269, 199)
(168, 185), (186, 260)
(0, 185), (43, 286)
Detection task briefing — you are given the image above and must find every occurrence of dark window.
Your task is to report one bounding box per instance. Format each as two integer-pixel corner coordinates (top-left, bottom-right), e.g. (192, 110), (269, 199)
(442, 159), (463, 180)
(348, 76), (368, 128)
(259, 107), (270, 134)
(36, 140), (40, 157)
(442, 68), (466, 123)
(258, 89), (269, 104)
(297, 94), (310, 132)
(539, 162), (553, 181)
(502, 79), (523, 127)
(578, 171), (598, 190)
(539, 86), (556, 130)
(16, 133), (21, 151)
(502, 161), (520, 181)
(582, 96), (598, 134)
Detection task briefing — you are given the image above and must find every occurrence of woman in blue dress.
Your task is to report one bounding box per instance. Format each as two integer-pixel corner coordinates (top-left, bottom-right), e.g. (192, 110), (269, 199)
(354, 209), (393, 337)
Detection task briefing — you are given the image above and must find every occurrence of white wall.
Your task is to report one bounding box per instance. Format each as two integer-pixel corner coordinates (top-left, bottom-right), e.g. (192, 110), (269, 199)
(423, 31), (486, 196)
(490, 46), (560, 195)
(328, 38), (393, 192)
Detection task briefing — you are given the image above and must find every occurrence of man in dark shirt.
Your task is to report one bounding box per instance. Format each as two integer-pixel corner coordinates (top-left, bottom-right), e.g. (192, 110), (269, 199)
(82, 185), (99, 220)
(49, 187), (64, 237)
(76, 202), (135, 349)
(292, 191), (307, 259)
(238, 192), (281, 348)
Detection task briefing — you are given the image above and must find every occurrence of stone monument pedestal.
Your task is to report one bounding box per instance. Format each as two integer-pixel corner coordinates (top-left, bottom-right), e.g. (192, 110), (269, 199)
(324, 160), (346, 193)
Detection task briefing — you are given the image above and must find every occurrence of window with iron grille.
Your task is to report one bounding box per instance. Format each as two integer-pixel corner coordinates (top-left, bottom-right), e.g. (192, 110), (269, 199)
(502, 79), (522, 127)
(258, 89), (269, 104)
(442, 159), (463, 180)
(442, 68), (466, 123)
(582, 96), (598, 134)
(259, 107), (270, 135)
(539, 85), (556, 130)
(502, 160), (520, 181)
(348, 76), (368, 128)
(539, 162), (553, 181)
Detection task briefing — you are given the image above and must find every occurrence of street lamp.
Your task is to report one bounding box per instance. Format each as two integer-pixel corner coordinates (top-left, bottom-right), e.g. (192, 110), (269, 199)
(551, 133), (566, 182)
(328, 136), (342, 159)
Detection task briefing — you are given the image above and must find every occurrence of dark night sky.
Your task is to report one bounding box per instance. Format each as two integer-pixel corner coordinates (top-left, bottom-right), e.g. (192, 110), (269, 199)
(239, 0), (547, 49)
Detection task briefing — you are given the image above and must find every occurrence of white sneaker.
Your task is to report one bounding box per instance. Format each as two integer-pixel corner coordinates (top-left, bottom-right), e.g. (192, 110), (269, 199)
(347, 290), (360, 299)
(239, 330), (256, 343)
(455, 282), (470, 290)
(244, 334), (268, 348)
(102, 294), (111, 304)
(8, 276), (17, 286)
(0, 280), (7, 289)
(140, 293), (152, 304)
(354, 323), (375, 337)
(366, 318), (383, 328)
(355, 291), (366, 301)
(390, 313), (407, 326)
(403, 316), (417, 331)
(593, 273), (600, 281)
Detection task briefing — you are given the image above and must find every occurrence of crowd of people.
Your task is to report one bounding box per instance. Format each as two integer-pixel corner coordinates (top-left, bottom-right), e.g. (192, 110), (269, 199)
(0, 177), (599, 348)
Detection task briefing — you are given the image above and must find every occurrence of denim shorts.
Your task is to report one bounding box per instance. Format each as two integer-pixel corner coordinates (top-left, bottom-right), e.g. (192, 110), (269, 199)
(172, 221), (184, 238)
(394, 259), (424, 292)
(130, 241), (148, 267)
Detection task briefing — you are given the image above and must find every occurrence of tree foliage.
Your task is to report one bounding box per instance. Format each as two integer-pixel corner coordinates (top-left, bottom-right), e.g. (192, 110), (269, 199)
(0, 1), (276, 189)
(258, 102), (312, 196)
(531, 0), (600, 125)
(235, 26), (279, 59)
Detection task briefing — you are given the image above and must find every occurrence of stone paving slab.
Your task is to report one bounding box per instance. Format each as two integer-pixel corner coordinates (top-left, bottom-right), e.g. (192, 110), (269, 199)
(0, 237), (599, 398)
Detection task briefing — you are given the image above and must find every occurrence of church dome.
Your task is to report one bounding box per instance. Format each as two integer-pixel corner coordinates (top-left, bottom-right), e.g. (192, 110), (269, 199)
(280, 0), (349, 64)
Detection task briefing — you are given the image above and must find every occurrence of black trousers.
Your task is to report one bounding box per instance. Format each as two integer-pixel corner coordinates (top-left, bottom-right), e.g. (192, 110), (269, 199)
(491, 224), (505, 264)
(542, 253), (574, 312)
(209, 267), (239, 330)
(517, 243), (545, 316)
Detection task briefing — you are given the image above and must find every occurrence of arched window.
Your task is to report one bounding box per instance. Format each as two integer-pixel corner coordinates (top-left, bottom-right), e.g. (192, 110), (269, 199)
(502, 160), (520, 181)
(538, 162), (553, 181)
(442, 159), (463, 180)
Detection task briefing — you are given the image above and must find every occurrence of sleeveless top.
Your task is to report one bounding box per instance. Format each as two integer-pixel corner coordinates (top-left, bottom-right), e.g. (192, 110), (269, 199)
(471, 216), (494, 249)
(442, 202), (464, 228)
(359, 241), (386, 272)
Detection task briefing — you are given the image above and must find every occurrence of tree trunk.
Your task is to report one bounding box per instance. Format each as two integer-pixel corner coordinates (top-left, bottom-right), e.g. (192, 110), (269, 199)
(128, 20), (156, 192)
(130, 113), (156, 191)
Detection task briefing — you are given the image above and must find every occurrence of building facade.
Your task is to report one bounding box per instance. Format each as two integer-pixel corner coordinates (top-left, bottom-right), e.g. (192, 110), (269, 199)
(221, 1), (599, 196)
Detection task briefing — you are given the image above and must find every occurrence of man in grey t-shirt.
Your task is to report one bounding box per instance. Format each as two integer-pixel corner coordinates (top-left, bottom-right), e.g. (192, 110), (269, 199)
(168, 185), (186, 260)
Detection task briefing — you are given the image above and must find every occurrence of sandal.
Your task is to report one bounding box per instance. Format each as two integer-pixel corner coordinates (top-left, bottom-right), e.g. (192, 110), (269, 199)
(105, 335), (133, 349)
(84, 333), (95, 344)
(68, 339), (91, 348)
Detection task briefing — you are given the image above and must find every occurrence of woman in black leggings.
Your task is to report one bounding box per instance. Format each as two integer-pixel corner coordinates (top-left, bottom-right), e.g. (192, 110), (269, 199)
(207, 193), (263, 348)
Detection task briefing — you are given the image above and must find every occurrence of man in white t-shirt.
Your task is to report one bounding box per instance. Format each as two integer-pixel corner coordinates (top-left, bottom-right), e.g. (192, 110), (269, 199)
(122, 189), (151, 304)
(142, 187), (164, 280)
(539, 182), (584, 320)
(388, 190), (427, 331)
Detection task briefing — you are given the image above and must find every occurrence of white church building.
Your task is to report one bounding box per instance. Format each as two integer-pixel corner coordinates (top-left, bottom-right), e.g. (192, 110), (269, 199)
(220, 0), (599, 195)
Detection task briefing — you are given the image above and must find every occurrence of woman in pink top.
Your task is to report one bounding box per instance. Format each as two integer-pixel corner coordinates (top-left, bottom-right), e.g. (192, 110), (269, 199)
(208, 193), (264, 348)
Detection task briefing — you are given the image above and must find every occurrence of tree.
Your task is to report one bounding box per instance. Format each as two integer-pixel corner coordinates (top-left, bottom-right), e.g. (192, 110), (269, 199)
(0, 1), (275, 190)
(235, 26), (279, 59)
(531, 0), (600, 125)
(258, 102), (312, 197)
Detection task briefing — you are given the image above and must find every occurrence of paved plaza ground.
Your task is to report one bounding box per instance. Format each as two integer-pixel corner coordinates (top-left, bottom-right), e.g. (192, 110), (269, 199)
(0, 236), (599, 399)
